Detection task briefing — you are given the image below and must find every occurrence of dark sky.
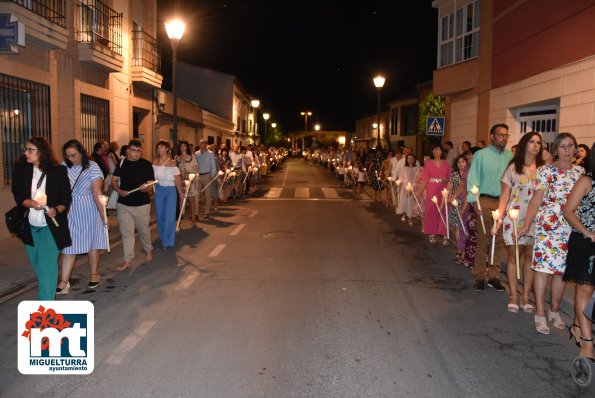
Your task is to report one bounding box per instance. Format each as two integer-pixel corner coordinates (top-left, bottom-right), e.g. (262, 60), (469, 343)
(157, 0), (438, 132)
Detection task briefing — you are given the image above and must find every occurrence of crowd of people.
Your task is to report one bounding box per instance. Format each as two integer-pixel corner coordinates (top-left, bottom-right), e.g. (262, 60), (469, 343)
(307, 127), (594, 360)
(10, 136), (286, 296)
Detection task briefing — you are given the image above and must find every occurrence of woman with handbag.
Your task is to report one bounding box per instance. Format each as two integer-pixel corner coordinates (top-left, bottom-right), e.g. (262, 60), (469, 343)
(56, 140), (108, 294)
(563, 142), (595, 358)
(11, 137), (72, 300)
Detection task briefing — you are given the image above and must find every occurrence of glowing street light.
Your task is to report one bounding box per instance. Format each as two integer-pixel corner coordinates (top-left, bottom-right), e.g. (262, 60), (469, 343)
(251, 99), (260, 145)
(263, 112), (270, 146)
(373, 75), (385, 149)
(300, 111), (312, 131)
(165, 19), (186, 149)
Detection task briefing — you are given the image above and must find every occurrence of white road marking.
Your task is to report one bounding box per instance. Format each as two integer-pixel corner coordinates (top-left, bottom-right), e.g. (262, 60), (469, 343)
(230, 223), (246, 236)
(104, 320), (157, 365)
(321, 187), (340, 199)
(294, 187), (310, 198)
(264, 187), (282, 198)
(249, 210), (258, 218)
(175, 270), (199, 290)
(208, 244), (226, 257)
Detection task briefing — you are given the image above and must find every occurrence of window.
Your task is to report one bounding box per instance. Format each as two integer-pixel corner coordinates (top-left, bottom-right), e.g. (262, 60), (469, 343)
(390, 109), (399, 136)
(207, 136), (214, 145)
(400, 104), (418, 136)
(0, 73), (51, 184)
(80, 94), (110, 153)
(438, 0), (480, 68)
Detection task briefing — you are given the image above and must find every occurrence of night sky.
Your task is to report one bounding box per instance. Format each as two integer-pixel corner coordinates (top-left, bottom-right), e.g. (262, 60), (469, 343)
(157, 0), (438, 133)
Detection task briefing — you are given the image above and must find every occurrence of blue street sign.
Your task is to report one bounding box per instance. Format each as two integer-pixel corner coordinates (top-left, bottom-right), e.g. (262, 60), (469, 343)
(426, 116), (445, 136)
(0, 13), (24, 54)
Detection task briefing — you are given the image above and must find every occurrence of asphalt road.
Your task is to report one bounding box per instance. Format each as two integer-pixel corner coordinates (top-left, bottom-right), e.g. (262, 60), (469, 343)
(0, 158), (592, 397)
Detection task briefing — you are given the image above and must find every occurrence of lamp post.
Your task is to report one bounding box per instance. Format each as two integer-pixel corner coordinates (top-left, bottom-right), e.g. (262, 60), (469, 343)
(165, 19), (186, 150)
(263, 112), (270, 146)
(251, 99), (260, 145)
(300, 111), (312, 131)
(373, 75), (385, 150)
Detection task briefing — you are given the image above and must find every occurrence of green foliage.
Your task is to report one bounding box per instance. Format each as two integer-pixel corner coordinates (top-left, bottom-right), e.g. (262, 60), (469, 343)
(418, 93), (446, 142)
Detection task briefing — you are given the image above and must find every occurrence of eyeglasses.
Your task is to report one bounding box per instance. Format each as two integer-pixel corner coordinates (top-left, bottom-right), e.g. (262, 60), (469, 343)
(23, 147), (38, 153)
(495, 133), (510, 139)
(558, 143), (576, 150)
(64, 153), (79, 158)
(128, 147), (141, 152)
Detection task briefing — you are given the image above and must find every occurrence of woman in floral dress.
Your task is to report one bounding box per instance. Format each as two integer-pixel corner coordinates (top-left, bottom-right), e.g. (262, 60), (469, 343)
(495, 132), (544, 313)
(368, 150), (384, 201)
(520, 133), (584, 334)
(563, 142), (595, 358)
(446, 155), (469, 263)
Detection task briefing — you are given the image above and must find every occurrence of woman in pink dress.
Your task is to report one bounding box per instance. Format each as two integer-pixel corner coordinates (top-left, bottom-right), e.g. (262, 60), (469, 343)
(416, 145), (451, 245)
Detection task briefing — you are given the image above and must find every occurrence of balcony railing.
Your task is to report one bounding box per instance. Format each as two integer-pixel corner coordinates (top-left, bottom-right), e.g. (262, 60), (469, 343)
(132, 29), (160, 74)
(76, 0), (122, 55)
(4, 0), (66, 27)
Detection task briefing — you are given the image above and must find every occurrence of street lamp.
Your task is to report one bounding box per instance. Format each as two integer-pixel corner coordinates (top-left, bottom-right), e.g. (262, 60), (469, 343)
(165, 19), (186, 150)
(251, 99), (260, 145)
(263, 112), (270, 146)
(314, 124), (320, 131)
(373, 75), (385, 150)
(300, 111), (312, 131)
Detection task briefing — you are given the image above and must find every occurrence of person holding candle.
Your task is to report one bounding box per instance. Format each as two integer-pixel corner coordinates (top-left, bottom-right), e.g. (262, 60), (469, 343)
(398, 154), (420, 221)
(562, 142), (595, 358)
(519, 133), (584, 334)
(494, 132), (544, 312)
(11, 137), (72, 300)
(175, 140), (199, 222)
(467, 124), (513, 291)
(446, 155), (469, 263)
(416, 145), (451, 245)
(194, 139), (217, 218)
(112, 139), (155, 271)
(153, 140), (184, 249)
(56, 140), (108, 294)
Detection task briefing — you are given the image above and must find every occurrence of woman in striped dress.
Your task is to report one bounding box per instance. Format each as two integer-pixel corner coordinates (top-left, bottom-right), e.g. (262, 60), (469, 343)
(56, 140), (107, 294)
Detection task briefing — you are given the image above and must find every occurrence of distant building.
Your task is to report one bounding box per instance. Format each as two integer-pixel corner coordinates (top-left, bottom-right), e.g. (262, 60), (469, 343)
(432, 0), (595, 149)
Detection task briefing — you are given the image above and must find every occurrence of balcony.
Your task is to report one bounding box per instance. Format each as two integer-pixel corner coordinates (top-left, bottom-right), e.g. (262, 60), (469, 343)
(75, 0), (123, 72)
(0, 0), (68, 49)
(130, 29), (162, 88)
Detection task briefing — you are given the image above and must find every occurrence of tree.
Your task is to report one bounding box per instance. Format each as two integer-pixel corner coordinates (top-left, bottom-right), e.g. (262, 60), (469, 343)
(418, 93), (446, 152)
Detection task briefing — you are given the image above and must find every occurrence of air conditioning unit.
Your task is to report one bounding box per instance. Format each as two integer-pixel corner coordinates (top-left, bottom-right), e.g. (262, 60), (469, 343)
(158, 91), (166, 108)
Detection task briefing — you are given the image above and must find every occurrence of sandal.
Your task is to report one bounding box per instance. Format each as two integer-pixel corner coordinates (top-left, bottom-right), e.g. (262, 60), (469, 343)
(521, 297), (534, 313)
(534, 315), (550, 335)
(547, 309), (566, 330)
(442, 237), (449, 247)
(429, 235), (436, 245)
(569, 324), (581, 347)
(507, 303), (519, 313)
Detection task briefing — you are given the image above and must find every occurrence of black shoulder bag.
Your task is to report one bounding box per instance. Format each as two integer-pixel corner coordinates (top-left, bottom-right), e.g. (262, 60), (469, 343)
(5, 172), (46, 241)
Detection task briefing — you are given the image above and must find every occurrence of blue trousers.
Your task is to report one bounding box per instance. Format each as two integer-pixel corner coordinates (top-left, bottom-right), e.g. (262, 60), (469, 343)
(155, 184), (177, 248)
(25, 225), (59, 300)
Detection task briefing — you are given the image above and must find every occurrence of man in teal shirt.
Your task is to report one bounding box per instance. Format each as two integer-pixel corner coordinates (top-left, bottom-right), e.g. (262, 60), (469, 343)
(467, 124), (513, 291)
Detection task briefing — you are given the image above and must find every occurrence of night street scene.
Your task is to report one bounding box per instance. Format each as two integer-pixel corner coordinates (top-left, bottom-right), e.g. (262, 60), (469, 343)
(1, 0), (595, 397)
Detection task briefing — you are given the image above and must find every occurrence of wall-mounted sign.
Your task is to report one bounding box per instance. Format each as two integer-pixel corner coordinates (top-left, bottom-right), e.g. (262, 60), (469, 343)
(426, 116), (445, 136)
(0, 13), (25, 54)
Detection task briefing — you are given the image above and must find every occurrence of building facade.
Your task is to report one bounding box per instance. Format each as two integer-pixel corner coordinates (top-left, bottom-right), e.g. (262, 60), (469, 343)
(0, 0), (162, 237)
(432, 0), (595, 150)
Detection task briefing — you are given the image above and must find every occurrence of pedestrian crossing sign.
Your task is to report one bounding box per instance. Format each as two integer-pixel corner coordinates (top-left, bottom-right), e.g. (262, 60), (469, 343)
(426, 116), (445, 136)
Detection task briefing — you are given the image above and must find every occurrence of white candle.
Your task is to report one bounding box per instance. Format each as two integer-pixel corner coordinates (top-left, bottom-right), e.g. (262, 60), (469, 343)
(471, 185), (486, 234)
(509, 208), (521, 279)
(98, 194), (110, 252)
(128, 180), (158, 194)
(33, 190), (59, 227)
(451, 199), (467, 236)
(490, 209), (501, 265)
(432, 196), (447, 229)
(442, 188), (450, 239)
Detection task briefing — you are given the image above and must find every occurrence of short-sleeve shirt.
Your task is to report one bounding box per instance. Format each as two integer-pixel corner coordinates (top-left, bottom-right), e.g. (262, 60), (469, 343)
(114, 158), (155, 207)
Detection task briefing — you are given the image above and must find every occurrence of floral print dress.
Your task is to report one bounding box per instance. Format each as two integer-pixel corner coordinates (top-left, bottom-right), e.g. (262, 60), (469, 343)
(501, 165), (537, 246)
(532, 164), (584, 275)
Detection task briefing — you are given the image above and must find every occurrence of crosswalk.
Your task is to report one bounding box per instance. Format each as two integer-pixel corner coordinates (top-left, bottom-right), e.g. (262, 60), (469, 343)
(257, 186), (364, 201)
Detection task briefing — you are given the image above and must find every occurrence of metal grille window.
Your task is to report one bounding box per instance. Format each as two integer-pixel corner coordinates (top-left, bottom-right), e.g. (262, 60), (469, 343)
(80, 94), (109, 152)
(0, 73), (51, 185)
(6, 0), (67, 27)
(438, 0), (480, 68)
(132, 28), (160, 73)
(76, 0), (123, 55)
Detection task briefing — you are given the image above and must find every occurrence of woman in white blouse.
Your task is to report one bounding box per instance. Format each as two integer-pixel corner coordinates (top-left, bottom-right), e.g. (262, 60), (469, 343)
(153, 140), (184, 249)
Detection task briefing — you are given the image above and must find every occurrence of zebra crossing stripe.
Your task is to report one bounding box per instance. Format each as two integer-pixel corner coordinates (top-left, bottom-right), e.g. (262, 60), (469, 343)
(321, 187), (340, 199)
(264, 187), (283, 198)
(294, 187), (310, 198)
